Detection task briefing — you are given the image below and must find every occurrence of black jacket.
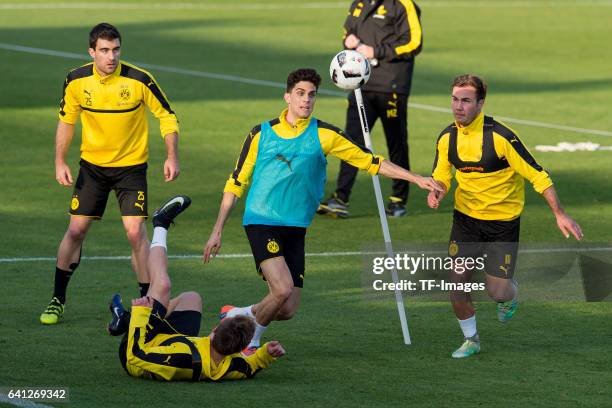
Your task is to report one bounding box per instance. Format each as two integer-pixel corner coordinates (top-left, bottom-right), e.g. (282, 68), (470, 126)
(344, 0), (422, 94)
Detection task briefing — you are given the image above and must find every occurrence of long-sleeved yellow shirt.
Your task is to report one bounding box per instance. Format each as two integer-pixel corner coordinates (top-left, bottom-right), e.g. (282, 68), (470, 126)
(432, 112), (553, 221)
(224, 109), (384, 198)
(125, 306), (277, 381)
(59, 62), (179, 167)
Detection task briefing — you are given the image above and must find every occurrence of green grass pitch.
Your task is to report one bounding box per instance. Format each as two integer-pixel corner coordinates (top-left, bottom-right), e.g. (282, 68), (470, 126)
(1, 0), (611, 406)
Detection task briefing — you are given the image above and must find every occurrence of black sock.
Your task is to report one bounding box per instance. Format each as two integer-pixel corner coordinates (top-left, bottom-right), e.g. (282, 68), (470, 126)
(53, 267), (73, 304)
(138, 282), (150, 297)
(52, 248), (81, 304)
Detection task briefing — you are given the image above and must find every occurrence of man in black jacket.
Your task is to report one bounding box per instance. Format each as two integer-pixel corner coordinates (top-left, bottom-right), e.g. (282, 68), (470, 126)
(318, 0), (422, 218)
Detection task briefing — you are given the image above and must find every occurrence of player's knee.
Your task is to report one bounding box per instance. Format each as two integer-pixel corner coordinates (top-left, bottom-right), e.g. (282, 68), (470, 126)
(487, 286), (510, 302)
(155, 276), (171, 295)
(450, 290), (469, 303)
(180, 291), (202, 311)
(66, 226), (88, 243)
(125, 227), (145, 246)
(271, 285), (293, 303)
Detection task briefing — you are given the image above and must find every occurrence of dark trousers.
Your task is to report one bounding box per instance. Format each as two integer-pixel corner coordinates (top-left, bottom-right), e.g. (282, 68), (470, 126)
(335, 91), (410, 203)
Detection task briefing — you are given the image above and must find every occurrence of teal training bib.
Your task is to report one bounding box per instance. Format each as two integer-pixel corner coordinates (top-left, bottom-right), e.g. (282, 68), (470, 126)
(243, 118), (327, 227)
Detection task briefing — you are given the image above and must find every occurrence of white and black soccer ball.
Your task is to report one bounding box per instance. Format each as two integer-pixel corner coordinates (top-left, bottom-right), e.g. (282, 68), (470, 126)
(329, 50), (371, 91)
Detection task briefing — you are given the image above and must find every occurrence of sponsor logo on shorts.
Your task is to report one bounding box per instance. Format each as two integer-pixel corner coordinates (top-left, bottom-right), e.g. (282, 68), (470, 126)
(500, 253), (512, 276)
(71, 197), (79, 211)
(449, 241), (459, 256)
(267, 239), (280, 254)
(499, 265), (509, 276)
(135, 191), (145, 212)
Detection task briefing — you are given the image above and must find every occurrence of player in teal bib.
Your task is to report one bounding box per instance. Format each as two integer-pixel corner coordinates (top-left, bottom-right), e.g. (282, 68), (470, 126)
(204, 69), (441, 353)
(243, 118), (326, 227)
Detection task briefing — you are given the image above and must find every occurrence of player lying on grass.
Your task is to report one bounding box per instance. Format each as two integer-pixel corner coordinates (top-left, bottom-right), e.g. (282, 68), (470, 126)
(108, 196), (285, 381)
(203, 68), (443, 354)
(428, 74), (583, 358)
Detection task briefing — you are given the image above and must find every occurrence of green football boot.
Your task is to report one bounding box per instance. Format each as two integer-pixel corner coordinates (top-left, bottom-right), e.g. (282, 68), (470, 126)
(40, 297), (64, 325)
(451, 338), (481, 359)
(497, 297), (518, 323)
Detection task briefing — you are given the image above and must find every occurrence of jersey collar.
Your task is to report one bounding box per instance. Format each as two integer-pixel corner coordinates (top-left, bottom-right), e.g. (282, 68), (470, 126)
(93, 62), (122, 83)
(456, 111), (484, 135)
(279, 108), (312, 136)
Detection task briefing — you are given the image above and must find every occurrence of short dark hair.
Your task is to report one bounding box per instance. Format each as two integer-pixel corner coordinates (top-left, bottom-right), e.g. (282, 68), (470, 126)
(211, 316), (255, 355)
(286, 68), (321, 92)
(89, 23), (121, 49)
(451, 74), (487, 101)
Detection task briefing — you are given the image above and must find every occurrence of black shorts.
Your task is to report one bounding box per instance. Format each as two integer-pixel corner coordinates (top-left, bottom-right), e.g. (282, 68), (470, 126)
(449, 210), (520, 279)
(70, 159), (148, 218)
(244, 224), (306, 288)
(119, 300), (202, 372)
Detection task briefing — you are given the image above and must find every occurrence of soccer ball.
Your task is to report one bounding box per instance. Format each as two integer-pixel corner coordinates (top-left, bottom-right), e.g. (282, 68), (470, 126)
(329, 50), (371, 91)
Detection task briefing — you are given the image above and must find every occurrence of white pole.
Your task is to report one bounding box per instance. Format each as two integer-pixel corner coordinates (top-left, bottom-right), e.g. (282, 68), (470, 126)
(354, 88), (412, 345)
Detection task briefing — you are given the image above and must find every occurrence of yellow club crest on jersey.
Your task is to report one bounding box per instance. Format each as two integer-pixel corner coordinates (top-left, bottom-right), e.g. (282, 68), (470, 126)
(71, 197), (80, 211)
(267, 240), (280, 254)
(120, 87), (131, 101)
(449, 242), (459, 257)
(373, 5), (387, 19)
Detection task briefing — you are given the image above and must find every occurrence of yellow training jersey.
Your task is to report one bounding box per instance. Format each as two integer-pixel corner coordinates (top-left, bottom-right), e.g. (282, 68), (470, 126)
(59, 62), (179, 167)
(125, 306), (277, 381)
(432, 112), (552, 221)
(225, 109), (384, 197)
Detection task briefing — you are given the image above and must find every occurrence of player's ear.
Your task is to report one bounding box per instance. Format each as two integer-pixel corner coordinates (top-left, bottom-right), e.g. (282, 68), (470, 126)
(88, 48), (96, 59)
(283, 92), (291, 104)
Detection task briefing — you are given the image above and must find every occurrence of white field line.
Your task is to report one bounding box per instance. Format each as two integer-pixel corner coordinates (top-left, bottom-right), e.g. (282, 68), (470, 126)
(1, 247), (610, 263)
(0, 42), (611, 138)
(0, 2), (348, 10)
(1, 2), (612, 10)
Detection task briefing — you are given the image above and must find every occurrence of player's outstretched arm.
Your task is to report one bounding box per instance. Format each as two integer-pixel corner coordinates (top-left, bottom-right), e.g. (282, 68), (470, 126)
(377, 160), (443, 193)
(163, 132), (180, 182)
(243, 341), (285, 371)
(220, 341), (285, 381)
(55, 121), (75, 186)
(203, 192), (238, 263)
(542, 186), (583, 240)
